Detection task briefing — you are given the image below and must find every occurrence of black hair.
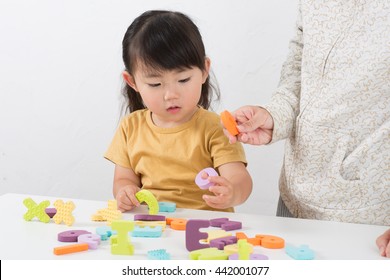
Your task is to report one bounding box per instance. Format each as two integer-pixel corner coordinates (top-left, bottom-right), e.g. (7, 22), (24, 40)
(121, 10), (219, 113)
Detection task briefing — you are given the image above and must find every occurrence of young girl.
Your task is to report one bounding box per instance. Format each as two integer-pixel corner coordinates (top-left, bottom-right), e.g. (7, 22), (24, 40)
(105, 10), (252, 212)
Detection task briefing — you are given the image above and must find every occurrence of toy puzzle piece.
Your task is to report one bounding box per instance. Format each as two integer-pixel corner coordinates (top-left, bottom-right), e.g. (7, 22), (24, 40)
(203, 229), (231, 243)
(236, 232), (284, 248)
(131, 225), (162, 237)
(256, 234), (285, 249)
(53, 200), (75, 226)
(221, 221), (242, 231)
(53, 243), (89, 255)
(221, 110), (239, 136)
(78, 233), (101, 249)
(209, 217), (242, 231)
(148, 249), (171, 260)
(91, 213), (106, 221)
(224, 243), (254, 255)
(96, 226), (117, 241)
(158, 202), (176, 212)
(170, 218), (187, 230)
(58, 230), (91, 242)
(110, 220), (134, 255)
(236, 232), (261, 246)
(237, 239), (251, 260)
(134, 214), (166, 221)
(98, 200), (122, 225)
(23, 198), (50, 223)
(210, 218), (229, 227)
(186, 219), (210, 251)
(195, 167), (218, 189)
(45, 207), (57, 218)
(209, 236), (237, 250)
(135, 189), (159, 214)
(285, 245), (315, 260)
(135, 220), (166, 231)
(189, 248), (229, 260)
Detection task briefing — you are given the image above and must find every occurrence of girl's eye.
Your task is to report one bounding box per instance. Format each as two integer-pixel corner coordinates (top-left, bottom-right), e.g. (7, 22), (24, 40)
(179, 77), (190, 83)
(148, 83), (161, 88)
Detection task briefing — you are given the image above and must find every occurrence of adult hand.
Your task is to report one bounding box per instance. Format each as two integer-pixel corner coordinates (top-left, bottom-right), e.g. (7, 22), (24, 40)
(223, 105), (274, 145)
(376, 229), (390, 258)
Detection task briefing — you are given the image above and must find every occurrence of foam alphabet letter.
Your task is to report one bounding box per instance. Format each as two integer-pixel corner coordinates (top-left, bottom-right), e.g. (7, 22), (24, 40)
(185, 219), (210, 251)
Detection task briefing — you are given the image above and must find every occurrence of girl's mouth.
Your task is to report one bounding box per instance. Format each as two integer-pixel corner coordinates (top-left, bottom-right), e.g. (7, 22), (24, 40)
(167, 106), (181, 114)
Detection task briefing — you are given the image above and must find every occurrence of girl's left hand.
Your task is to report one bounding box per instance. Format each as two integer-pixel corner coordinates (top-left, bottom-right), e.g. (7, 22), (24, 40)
(202, 175), (234, 209)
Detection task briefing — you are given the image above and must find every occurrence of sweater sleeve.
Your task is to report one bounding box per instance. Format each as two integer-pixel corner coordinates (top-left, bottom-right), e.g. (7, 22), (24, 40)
(263, 2), (303, 143)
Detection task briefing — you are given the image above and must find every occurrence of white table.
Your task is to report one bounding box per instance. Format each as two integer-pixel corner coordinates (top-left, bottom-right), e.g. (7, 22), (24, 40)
(0, 193), (387, 260)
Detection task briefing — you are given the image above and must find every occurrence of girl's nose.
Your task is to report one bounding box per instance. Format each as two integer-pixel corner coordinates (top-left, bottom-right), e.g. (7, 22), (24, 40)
(163, 87), (179, 101)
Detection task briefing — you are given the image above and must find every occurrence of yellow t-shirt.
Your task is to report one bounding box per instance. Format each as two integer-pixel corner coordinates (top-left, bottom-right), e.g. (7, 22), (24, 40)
(104, 108), (247, 212)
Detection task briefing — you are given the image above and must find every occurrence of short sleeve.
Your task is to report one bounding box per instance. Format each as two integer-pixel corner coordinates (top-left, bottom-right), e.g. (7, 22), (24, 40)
(208, 123), (247, 168)
(104, 119), (132, 169)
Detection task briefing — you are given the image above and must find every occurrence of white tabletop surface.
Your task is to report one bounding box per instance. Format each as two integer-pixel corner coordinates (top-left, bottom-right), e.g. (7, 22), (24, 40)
(0, 193), (387, 260)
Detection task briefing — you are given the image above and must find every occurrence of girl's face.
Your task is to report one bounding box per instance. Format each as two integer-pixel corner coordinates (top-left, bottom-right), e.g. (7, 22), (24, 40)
(123, 58), (210, 128)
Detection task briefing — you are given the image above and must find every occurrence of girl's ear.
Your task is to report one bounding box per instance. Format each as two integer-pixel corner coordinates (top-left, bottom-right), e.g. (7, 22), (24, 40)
(202, 57), (211, 83)
(122, 71), (138, 92)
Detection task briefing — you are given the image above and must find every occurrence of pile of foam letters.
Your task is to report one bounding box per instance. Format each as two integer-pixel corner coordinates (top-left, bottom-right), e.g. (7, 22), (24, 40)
(23, 190), (314, 260)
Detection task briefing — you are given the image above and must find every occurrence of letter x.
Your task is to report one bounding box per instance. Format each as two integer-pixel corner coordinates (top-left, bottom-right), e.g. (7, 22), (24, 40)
(53, 199), (75, 226)
(23, 198), (50, 223)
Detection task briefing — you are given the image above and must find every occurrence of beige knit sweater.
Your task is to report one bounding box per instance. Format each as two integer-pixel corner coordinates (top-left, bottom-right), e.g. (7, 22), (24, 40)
(265, 0), (390, 225)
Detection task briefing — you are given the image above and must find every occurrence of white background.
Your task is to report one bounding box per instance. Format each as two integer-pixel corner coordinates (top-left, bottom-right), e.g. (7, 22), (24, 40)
(0, 0), (298, 215)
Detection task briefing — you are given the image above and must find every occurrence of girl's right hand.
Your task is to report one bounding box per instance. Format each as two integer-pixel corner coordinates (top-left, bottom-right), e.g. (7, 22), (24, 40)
(115, 185), (141, 212)
(223, 105), (274, 145)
